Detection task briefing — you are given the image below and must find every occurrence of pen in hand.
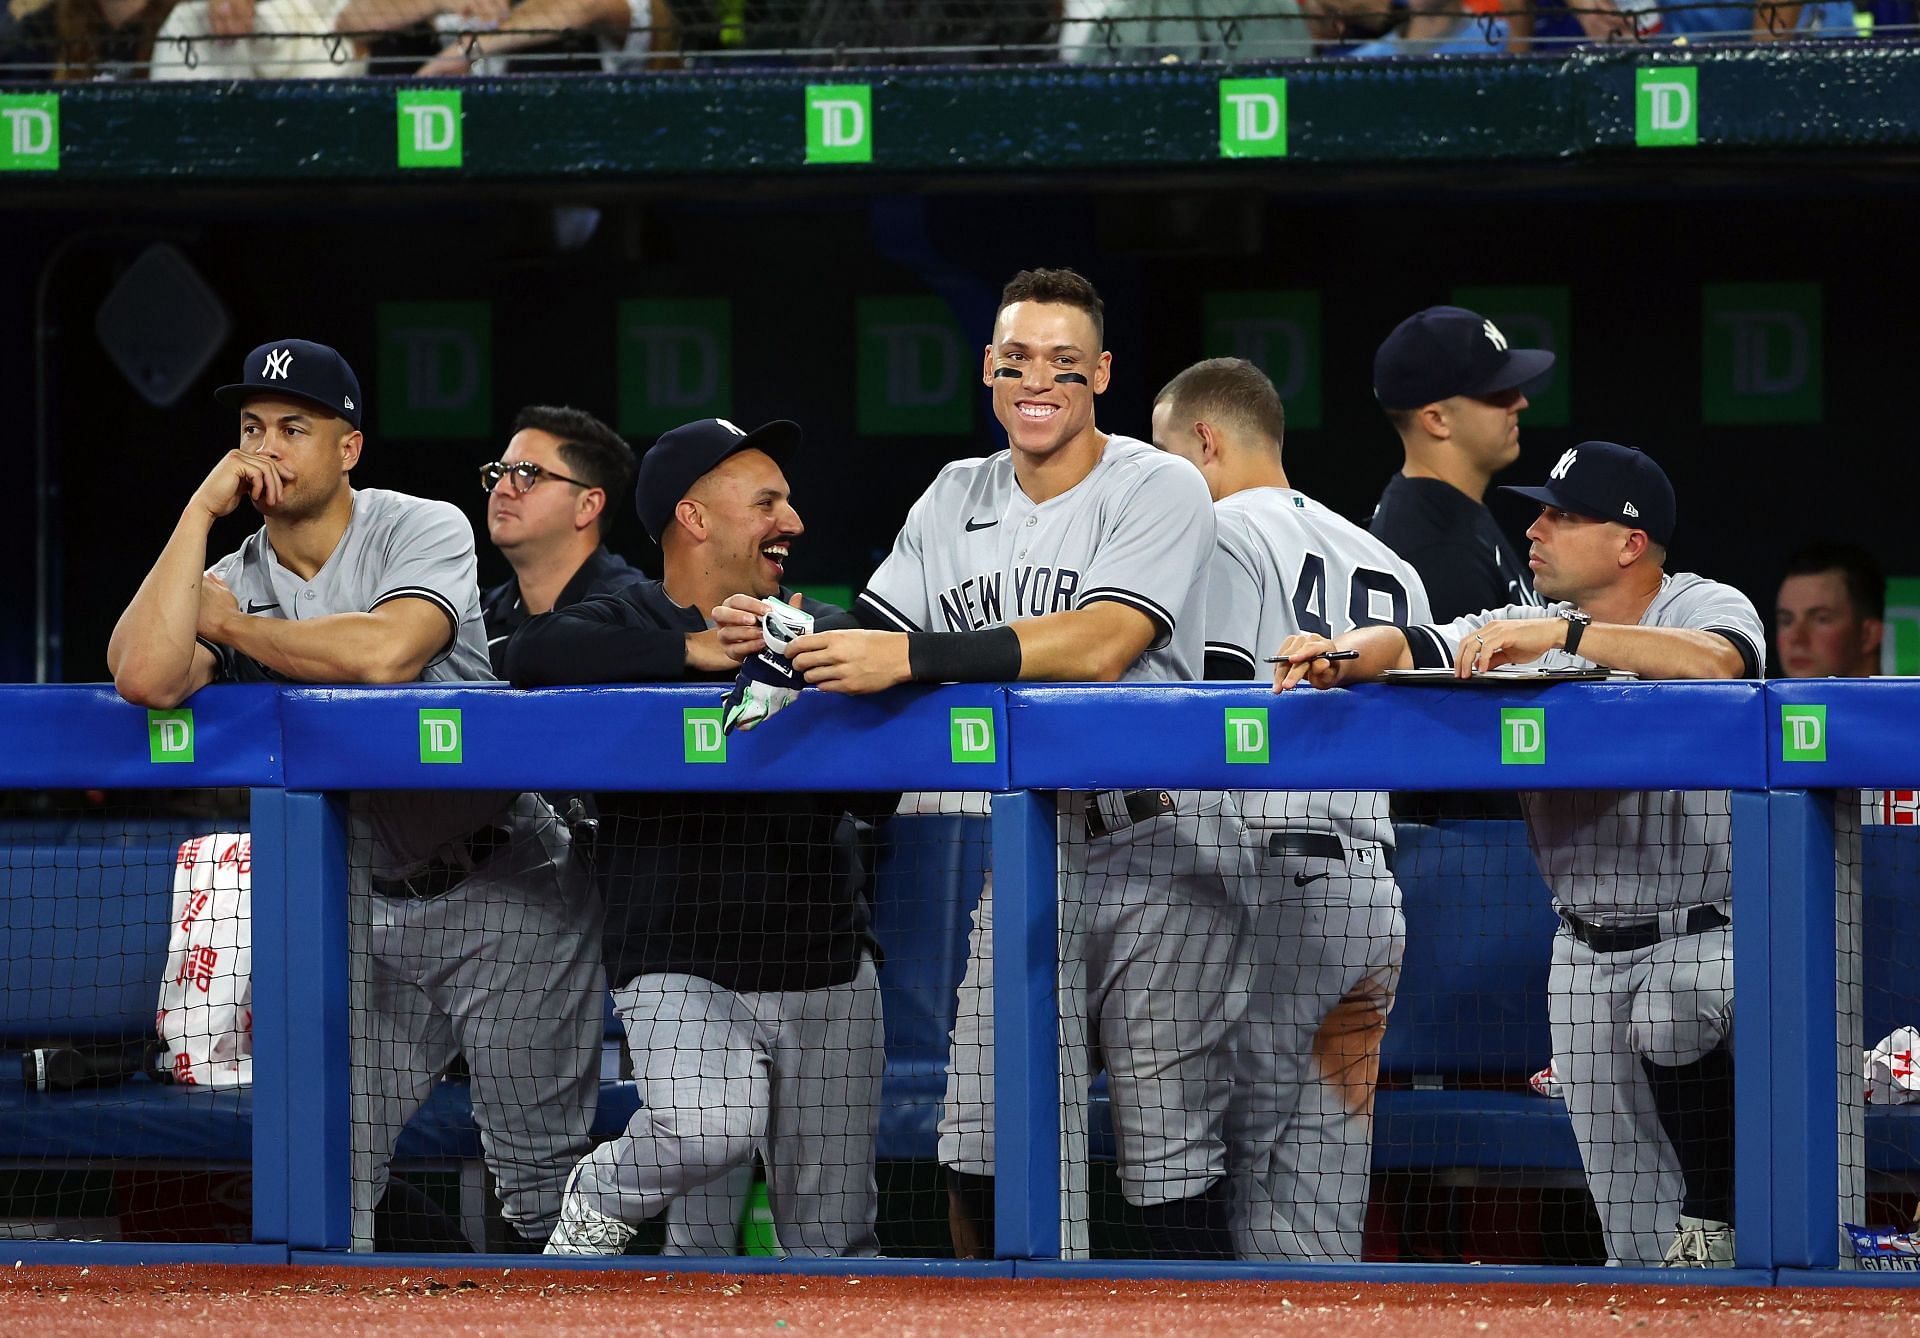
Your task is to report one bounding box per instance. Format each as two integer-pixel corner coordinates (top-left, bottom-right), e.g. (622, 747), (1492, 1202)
(1262, 649), (1361, 664)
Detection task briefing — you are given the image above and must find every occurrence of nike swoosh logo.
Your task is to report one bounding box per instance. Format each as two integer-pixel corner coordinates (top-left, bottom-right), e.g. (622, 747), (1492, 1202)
(1292, 871), (1329, 887)
(247, 601), (280, 613)
(965, 518), (998, 532)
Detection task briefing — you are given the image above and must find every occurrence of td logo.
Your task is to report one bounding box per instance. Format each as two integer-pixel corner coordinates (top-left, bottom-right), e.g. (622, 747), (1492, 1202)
(419, 709), (463, 763)
(685, 708), (727, 763)
(1219, 79), (1287, 159)
(397, 90), (463, 168)
(1635, 68), (1697, 148)
(0, 94), (58, 172)
(1500, 708), (1546, 765)
(148, 709), (195, 764)
(1781, 704), (1827, 762)
(806, 85), (872, 164)
(950, 708), (996, 764)
(1224, 708), (1269, 764)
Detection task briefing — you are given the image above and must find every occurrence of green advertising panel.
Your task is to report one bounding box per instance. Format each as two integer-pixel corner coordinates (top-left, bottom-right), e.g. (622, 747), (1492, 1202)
(376, 301), (492, 439)
(1702, 282), (1822, 424)
(806, 85), (872, 164)
(1452, 285), (1571, 427)
(1219, 78), (1287, 159)
(396, 89), (463, 168)
(856, 296), (973, 436)
(618, 299), (733, 436)
(0, 93), (59, 171)
(1202, 291), (1321, 430)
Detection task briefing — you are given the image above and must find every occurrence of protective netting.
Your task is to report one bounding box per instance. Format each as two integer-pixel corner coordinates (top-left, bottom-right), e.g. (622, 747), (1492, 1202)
(0, 789), (253, 1245)
(0, 0), (1877, 82)
(345, 785), (981, 1256)
(1846, 787), (1920, 1247)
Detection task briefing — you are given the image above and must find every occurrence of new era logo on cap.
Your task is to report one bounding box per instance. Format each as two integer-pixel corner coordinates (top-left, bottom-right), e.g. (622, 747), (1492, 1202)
(214, 338), (364, 429)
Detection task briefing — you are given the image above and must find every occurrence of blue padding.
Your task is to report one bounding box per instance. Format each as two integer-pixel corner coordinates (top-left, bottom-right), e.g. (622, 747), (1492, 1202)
(1003, 681), (1766, 792)
(0, 1076), (250, 1160)
(1769, 679), (1920, 788)
(1382, 820), (1557, 1080)
(0, 819), (224, 1039)
(0, 684), (283, 789)
(278, 684), (1010, 792)
(1371, 1090), (1581, 1171)
(1862, 827), (1920, 1049)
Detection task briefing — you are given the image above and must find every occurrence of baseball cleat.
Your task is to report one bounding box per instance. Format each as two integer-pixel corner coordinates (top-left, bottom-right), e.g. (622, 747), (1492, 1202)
(544, 1166), (637, 1256)
(1661, 1214), (1734, 1267)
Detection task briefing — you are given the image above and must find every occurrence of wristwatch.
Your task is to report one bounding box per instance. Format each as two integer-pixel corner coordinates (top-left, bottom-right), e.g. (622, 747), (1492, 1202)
(1558, 608), (1593, 658)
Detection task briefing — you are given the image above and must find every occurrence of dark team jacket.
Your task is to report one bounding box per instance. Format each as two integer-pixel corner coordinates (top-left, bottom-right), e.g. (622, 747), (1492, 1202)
(504, 580), (891, 995)
(1368, 474), (1540, 624)
(480, 545), (649, 677)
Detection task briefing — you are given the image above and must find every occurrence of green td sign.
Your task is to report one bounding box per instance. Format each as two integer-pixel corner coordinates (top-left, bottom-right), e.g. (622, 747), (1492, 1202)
(377, 301), (491, 439)
(419, 709), (463, 763)
(1203, 290), (1320, 429)
(0, 94), (59, 172)
(1452, 286), (1571, 427)
(397, 90), (463, 168)
(1702, 282), (1822, 425)
(618, 299), (733, 435)
(1224, 708), (1269, 764)
(950, 708), (996, 763)
(148, 709), (195, 763)
(1219, 79), (1287, 158)
(856, 296), (972, 436)
(806, 85), (872, 164)
(1635, 68), (1697, 148)
(1781, 704), (1828, 762)
(685, 708), (727, 763)
(1500, 708), (1546, 765)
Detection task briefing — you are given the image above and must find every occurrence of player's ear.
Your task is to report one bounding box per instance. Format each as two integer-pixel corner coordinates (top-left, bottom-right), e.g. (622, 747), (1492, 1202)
(338, 429), (364, 473)
(1618, 527), (1649, 568)
(980, 345), (997, 388)
(577, 487), (606, 532)
(1092, 350), (1112, 395)
(1420, 402), (1450, 440)
(674, 497), (707, 542)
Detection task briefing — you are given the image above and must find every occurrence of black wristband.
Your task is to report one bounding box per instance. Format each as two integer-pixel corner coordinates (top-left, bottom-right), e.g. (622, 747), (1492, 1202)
(907, 626), (1023, 683)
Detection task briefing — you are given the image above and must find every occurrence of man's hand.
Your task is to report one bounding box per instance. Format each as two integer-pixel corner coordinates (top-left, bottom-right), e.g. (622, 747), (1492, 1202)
(417, 46), (472, 74)
(786, 629), (912, 695)
(684, 628), (740, 673)
(711, 594), (769, 662)
(1271, 633), (1346, 693)
(197, 572), (241, 644)
(190, 449), (290, 522)
(1455, 618), (1565, 677)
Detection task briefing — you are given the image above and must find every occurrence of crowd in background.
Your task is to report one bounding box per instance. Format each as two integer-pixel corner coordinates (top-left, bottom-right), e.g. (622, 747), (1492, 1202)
(0, 0), (1902, 83)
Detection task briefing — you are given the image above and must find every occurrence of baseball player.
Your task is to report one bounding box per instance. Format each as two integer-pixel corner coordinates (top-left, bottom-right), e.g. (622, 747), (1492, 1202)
(1273, 440), (1764, 1268)
(1152, 356), (1429, 1262)
(508, 417), (890, 1259)
(774, 268), (1247, 1260)
(108, 339), (604, 1252)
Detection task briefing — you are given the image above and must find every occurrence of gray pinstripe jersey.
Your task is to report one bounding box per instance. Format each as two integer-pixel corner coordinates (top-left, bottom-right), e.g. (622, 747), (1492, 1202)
(1403, 572), (1766, 916)
(206, 487), (511, 872)
(1206, 486), (1430, 843)
(858, 435), (1214, 682)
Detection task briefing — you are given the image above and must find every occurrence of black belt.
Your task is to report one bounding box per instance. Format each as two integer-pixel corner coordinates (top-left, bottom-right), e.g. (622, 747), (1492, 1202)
(1265, 831), (1394, 873)
(372, 824), (512, 900)
(1084, 789), (1175, 840)
(1559, 904), (1729, 953)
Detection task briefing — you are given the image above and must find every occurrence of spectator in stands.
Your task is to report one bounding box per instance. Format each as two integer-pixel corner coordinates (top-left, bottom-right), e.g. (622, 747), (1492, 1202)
(1775, 541), (1884, 680)
(7, 0), (174, 77)
(149, 0), (368, 78)
(108, 338), (605, 1253)
(1060, 0), (1312, 61)
(1367, 305), (1553, 623)
(1499, 0), (1853, 50)
(479, 404), (643, 676)
(507, 417), (890, 1259)
(1275, 439), (1764, 1268)
(414, 0), (672, 73)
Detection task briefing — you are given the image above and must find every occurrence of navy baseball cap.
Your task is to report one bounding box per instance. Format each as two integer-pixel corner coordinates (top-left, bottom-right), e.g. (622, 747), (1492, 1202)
(1373, 306), (1555, 411)
(636, 418), (801, 543)
(1502, 440), (1677, 545)
(215, 339), (363, 429)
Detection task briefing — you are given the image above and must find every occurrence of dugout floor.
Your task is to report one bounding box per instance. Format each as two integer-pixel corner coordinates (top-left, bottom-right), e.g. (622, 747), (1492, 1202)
(0, 1269), (1913, 1337)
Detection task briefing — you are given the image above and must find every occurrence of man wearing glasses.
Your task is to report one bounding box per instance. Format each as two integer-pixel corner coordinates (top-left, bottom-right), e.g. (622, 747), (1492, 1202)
(479, 406), (646, 677)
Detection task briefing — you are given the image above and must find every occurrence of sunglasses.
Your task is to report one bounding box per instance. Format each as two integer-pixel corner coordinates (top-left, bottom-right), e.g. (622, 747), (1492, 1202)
(479, 460), (593, 495)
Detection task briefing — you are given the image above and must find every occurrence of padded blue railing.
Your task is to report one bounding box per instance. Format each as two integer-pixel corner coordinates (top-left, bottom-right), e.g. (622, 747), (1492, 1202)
(0, 679), (1910, 1283)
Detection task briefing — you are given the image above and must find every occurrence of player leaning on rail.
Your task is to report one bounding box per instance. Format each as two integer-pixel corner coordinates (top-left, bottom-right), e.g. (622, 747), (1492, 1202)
(1273, 440), (1765, 1268)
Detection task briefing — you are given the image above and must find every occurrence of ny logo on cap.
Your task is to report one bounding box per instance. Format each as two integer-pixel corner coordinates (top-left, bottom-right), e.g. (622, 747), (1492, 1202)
(263, 348), (293, 380)
(1482, 319), (1508, 352)
(716, 418), (745, 437)
(1549, 447), (1578, 480)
